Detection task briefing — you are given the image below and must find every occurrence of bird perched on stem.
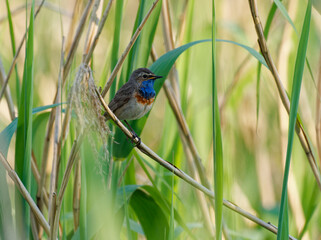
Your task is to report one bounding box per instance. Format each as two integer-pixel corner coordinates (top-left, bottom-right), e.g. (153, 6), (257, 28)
(104, 68), (162, 145)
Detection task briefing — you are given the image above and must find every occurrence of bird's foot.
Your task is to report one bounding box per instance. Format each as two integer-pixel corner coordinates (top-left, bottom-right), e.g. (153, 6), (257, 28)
(131, 132), (141, 147)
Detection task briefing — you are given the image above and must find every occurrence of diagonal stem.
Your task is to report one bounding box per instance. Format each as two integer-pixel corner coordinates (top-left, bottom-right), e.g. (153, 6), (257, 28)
(248, 0), (321, 190)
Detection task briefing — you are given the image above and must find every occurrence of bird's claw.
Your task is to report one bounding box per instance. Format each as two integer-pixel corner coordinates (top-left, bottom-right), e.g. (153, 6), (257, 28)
(131, 132), (141, 147)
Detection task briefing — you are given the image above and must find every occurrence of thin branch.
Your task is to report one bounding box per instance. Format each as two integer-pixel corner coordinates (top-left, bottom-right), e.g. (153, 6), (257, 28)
(101, 0), (160, 97)
(95, 84), (296, 239)
(0, 153), (50, 235)
(248, 0), (321, 190)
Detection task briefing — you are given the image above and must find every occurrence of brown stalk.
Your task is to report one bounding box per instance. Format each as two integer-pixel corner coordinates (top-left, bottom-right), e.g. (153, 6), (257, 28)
(31, 153), (48, 238)
(63, 0), (95, 84)
(73, 156), (81, 230)
(31, 154), (49, 207)
(65, 0), (82, 54)
(38, 0), (94, 209)
(101, 0), (160, 97)
(48, 39), (64, 239)
(83, 0), (103, 57)
(52, 138), (82, 240)
(0, 0), (45, 101)
(84, 0), (114, 64)
(0, 153), (50, 235)
(30, 213), (40, 240)
(159, 2), (217, 235)
(0, 58), (15, 120)
(46, 1), (116, 226)
(95, 83), (296, 239)
(248, 0), (321, 190)
(161, 0), (180, 99)
(157, 2), (212, 192)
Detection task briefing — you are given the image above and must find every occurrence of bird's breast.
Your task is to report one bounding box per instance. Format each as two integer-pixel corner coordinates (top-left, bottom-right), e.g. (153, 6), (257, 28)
(135, 93), (155, 105)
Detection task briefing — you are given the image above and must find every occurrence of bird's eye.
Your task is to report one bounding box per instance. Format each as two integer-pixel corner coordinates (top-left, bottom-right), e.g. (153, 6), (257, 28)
(142, 74), (148, 79)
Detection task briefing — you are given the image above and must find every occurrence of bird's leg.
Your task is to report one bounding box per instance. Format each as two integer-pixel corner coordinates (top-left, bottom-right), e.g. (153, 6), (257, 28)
(124, 120), (141, 146)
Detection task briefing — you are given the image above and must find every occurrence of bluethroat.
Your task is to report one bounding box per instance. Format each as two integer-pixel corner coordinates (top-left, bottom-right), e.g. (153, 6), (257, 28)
(104, 68), (162, 145)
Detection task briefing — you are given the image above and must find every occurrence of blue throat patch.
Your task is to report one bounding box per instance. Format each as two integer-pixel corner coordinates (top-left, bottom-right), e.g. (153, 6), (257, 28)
(139, 80), (156, 100)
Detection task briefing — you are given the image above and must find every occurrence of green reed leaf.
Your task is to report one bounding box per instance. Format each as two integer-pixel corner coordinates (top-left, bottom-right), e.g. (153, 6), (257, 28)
(277, 1), (311, 239)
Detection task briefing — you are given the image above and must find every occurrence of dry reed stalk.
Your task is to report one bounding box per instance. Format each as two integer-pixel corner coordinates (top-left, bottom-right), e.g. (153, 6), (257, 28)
(0, 153), (50, 235)
(65, 0), (82, 54)
(95, 81), (296, 239)
(30, 212), (39, 240)
(31, 153), (48, 238)
(84, 0), (114, 64)
(48, 38), (64, 240)
(0, 0), (45, 101)
(63, 0), (95, 83)
(73, 156), (81, 230)
(101, 0), (160, 97)
(52, 138), (82, 240)
(83, 0), (103, 56)
(38, 0), (94, 210)
(31, 156), (49, 207)
(248, 0), (321, 190)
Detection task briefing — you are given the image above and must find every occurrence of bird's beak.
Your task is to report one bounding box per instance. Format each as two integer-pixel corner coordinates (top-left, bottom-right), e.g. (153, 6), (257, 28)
(150, 75), (162, 80)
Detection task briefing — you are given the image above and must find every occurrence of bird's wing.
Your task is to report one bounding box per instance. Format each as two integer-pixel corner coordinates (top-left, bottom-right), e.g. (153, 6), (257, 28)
(108, 82), (135, 112)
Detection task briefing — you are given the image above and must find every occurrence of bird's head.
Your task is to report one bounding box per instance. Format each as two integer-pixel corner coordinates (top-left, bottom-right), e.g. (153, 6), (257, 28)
(129, 68), (162, 85)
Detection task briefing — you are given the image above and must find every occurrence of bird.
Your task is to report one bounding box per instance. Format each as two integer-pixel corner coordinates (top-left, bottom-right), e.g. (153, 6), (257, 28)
(104, 68), (162, 145)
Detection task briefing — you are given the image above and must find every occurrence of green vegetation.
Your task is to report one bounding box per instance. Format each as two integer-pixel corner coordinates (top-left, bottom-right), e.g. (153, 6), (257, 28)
(0, 0), (320, 239)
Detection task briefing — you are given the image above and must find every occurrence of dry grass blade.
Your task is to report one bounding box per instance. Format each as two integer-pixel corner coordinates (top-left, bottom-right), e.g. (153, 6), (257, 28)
(95, 78), (296, 239)
(0, 0), (45, 101)
(248, 0), (321, 190)
(0, 153), (50, 235)
(84, 0), (114, 64)
(63, 0), (94, 83)
(101, 0), (160, 97)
